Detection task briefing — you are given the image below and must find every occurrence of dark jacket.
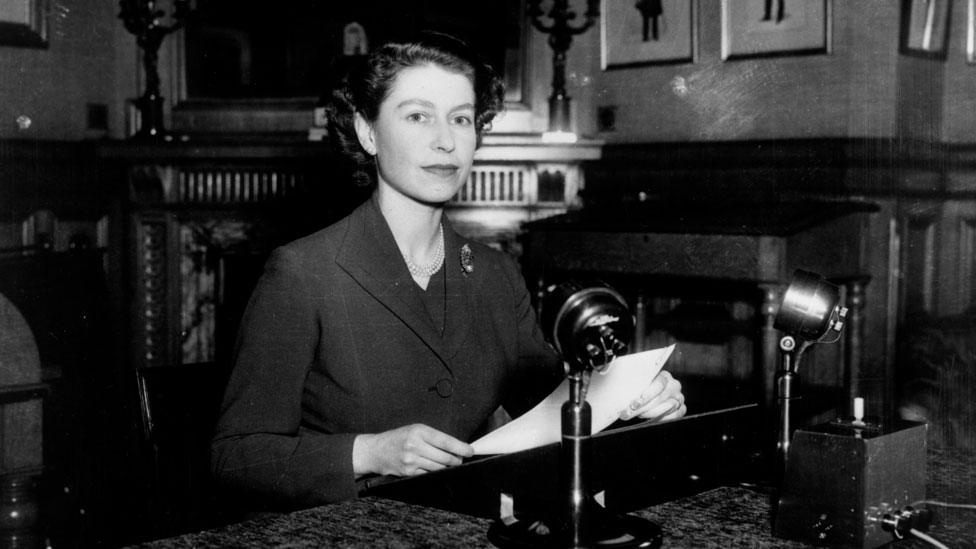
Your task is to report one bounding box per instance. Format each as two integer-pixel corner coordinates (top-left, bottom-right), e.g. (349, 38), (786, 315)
(211, 197), (562, 508)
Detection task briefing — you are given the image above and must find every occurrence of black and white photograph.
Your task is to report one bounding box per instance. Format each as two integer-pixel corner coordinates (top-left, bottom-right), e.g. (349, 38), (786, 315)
(0, 0), (48, 47)
(970, 0), (976, 62)
(721, 0), (832, 59)
(1, 1), (974, 548)
(900, 0), (953, 58)
(601, 0), (696, 69)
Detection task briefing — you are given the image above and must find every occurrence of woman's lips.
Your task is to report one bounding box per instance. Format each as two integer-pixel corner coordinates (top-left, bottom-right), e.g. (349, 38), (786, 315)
(422, 164), (459, 177)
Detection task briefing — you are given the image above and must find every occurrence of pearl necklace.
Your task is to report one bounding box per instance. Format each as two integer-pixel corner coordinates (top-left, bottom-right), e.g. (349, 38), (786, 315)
(403, 225), (444, 278)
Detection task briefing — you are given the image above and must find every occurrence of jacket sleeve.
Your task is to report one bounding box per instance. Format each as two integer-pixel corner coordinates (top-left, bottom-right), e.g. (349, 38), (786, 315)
(498, 254), (565, 418)
(210, 247), (358, 509)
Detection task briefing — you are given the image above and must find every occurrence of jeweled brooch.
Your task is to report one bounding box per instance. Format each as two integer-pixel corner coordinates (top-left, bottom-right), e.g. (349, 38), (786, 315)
(460, 244), (474, 275)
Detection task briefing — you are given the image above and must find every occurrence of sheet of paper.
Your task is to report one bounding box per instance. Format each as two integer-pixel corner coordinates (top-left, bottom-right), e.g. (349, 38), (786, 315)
(471, 344), (676, 455)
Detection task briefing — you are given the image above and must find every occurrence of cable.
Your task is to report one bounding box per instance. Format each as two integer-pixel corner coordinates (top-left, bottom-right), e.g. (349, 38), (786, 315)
(909, 528), (949, 549)
(911, 499), (976, 510)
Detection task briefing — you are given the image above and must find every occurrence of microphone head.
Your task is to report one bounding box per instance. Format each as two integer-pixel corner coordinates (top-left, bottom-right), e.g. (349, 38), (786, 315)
(541, 281), (634, 372)
(775, 269), (845, 342)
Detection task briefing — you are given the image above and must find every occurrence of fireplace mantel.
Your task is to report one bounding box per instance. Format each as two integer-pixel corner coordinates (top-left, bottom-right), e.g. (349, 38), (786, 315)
(98, 134), (601, 371)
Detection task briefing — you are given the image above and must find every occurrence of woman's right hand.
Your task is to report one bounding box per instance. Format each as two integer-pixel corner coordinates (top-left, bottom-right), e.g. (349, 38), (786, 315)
(353, 424), (474, 478)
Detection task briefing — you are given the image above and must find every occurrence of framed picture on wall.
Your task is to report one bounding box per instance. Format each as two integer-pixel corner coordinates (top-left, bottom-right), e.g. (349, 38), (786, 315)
(601, 0), (696, 69)
(720, 0), (831, 60)
(970, 0), (976, 63)
(901, 0), (952, 59)
(0, 0), (48, 48)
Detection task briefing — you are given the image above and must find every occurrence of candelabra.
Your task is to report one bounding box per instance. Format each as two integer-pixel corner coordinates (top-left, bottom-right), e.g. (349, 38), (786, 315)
(526, 0), (599, 136)
(119, 0), (191, 139)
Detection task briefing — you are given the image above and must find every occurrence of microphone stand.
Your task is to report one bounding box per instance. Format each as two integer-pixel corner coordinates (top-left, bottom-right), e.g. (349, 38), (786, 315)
(562, 369), (591, 546)
(488, 281), (662, 548)
(774, 336), (808, 486)
(490, 362), (662, 549)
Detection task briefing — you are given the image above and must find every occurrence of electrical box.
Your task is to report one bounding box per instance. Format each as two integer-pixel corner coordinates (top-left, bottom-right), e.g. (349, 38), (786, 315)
(774, 420), (927, 548)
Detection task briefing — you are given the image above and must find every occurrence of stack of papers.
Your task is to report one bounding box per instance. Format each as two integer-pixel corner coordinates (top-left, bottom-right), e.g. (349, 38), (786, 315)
(472, 345), (676, 455)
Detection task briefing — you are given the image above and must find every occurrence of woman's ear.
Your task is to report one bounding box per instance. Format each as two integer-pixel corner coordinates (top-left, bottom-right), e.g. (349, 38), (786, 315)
(353, 112), (377, 156)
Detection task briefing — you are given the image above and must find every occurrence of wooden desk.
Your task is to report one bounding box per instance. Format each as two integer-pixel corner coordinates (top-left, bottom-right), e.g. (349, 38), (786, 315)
(522, 200), (878, 406)
(133, 448), (974, 548)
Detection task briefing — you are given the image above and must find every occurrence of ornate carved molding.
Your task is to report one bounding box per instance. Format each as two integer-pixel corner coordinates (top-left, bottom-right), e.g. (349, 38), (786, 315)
(178, 169), (300, 204)
(138, 217), (169, 367)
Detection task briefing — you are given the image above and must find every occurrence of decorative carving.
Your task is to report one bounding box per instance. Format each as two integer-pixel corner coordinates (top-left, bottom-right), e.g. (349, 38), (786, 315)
(140, 220), (168, 367)
(0, 474), (42, 548)
(455, 165), (532, 205)
(178, 168), (301, 204)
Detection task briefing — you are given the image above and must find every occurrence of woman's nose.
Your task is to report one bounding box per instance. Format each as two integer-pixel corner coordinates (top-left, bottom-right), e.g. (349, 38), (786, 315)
(431, 120), (455, 152)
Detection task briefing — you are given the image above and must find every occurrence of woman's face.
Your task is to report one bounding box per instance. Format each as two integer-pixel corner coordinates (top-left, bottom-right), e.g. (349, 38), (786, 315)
(355, 63), (477, 206)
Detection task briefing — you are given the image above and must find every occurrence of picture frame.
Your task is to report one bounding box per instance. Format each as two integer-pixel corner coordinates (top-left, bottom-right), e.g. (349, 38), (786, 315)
(0, 0), (48, 48)
(601, 0), (696, 69)
(966, 0), (975, 62)
(901, 0), (952, 59)
(720, 0), (831, 60)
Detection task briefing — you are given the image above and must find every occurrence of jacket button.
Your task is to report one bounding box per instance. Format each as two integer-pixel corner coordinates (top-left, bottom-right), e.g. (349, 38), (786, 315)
(434, 378), (454, 398)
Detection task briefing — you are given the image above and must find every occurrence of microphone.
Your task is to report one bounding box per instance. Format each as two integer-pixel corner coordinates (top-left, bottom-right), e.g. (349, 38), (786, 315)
(540, 280), (634, 374)
(774, 269), (847, 346)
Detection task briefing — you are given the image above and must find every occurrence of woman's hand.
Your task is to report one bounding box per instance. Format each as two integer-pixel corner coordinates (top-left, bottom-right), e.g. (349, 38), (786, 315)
(619, 370), (686, 422)
(353, 424), (474, 478)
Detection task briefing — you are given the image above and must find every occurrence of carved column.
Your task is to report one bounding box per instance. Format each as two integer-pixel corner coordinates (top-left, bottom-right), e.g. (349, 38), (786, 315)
(758, 283), (782, 408)
(840, 276), (869, 406)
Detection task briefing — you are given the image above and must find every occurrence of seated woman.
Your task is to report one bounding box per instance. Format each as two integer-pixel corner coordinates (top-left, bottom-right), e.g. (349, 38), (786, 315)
(210, 32), (686, 510)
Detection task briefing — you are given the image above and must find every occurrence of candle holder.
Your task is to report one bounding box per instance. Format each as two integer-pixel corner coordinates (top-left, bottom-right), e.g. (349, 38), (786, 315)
(526, 0), (599, 136)
(119, 0), (191, 140)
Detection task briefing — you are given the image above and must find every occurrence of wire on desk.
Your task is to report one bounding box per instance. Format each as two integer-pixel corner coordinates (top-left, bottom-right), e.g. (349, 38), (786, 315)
(911, 499), (976, 510)
(910, 528), (949, 549)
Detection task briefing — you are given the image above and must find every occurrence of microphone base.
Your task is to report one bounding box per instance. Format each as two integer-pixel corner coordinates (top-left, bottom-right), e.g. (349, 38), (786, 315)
(487, 512), (662, 548)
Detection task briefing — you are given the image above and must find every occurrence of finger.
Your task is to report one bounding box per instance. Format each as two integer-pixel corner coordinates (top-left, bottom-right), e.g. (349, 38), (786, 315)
(661, 403), (687, 421)
(419, 426), (475, 458)
(626, 371), (673, 411)
(395, 439), (464, 475)
(631, 393), (684, 421)
(634, 399), (676, 421)
(415, 443), (467, 469)
(402, 454), (451, 476)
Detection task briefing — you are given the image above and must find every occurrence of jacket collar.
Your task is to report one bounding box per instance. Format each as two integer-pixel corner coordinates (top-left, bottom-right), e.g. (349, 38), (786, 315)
(335, 197), (476, 372)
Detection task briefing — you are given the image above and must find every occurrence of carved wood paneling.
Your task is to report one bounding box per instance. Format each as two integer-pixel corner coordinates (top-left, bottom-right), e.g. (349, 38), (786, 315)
(136, 216), (170, 368)
(178, 169), (300, 204)
(900, 202), (940, 319)
(454, 164), (533, 205)
(960, 214), (976, 310)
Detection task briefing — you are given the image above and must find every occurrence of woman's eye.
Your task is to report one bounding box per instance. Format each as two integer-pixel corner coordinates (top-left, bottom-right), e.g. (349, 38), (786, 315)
(406, 112), (429, 123)
(453, 115), (473, 127)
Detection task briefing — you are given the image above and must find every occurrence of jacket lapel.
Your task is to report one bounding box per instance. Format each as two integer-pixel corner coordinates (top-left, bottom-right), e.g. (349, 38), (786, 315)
(334, 198), (454, 372)
(441, 221), (476, 360)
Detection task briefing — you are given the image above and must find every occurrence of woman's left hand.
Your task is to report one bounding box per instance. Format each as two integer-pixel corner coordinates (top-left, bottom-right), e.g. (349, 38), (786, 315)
(619, 370), (686, 422)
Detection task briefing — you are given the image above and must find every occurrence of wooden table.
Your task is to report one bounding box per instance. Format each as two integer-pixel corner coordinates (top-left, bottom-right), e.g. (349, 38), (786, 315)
(522, 199), (879, 407)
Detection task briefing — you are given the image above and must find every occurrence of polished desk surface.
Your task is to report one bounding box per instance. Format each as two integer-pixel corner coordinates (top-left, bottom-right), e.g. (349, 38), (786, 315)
(134, 448), (974, 549)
